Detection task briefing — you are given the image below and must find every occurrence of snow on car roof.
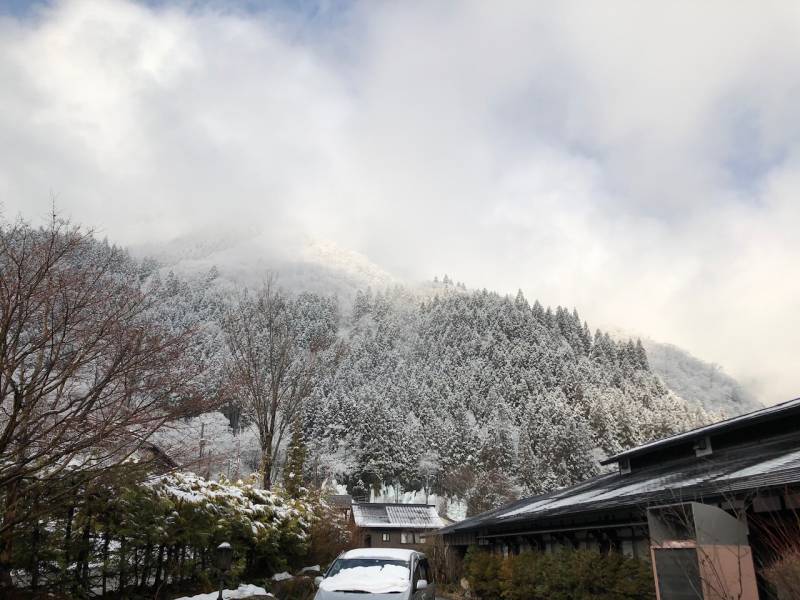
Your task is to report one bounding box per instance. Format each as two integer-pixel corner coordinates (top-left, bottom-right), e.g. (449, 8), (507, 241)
(341, 548), (420, 561)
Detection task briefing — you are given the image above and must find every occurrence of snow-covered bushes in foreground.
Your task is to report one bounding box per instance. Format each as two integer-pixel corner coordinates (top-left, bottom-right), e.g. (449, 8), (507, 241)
(8, 471), (321, 598)
(143, 472), (314, 575)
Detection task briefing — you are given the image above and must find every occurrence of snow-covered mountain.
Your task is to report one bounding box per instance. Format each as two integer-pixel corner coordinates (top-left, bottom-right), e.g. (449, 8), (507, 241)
(135, 229), (761, 420)
(123, 228), (770, 515)
(132, 229), (395, 300)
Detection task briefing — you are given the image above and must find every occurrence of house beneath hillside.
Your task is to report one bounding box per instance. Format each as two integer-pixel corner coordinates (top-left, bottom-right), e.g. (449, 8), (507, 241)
(329, 494), (353, 520)
(351, 502), (445, 548)
(440, 397), (800, 600)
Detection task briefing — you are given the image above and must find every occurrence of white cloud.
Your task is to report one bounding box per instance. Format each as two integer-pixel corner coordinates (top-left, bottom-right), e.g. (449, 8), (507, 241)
(2, 0), (799, 402)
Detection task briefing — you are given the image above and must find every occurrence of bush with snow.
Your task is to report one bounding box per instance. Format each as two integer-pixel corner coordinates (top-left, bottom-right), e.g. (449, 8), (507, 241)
(8, 470), (317, 597)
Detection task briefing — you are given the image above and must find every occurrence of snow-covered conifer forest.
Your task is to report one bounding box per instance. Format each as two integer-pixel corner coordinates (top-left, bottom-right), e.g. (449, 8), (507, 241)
(0, 218), (751, 595)
(63, 226), (717, 503)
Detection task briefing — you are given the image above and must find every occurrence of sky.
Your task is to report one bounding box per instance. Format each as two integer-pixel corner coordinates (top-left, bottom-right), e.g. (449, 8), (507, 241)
(1, 0), (799, 403)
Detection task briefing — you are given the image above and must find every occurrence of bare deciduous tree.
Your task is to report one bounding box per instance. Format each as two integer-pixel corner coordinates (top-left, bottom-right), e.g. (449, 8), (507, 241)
(0, 217), (206, 586)
(222, 278), (338, 489)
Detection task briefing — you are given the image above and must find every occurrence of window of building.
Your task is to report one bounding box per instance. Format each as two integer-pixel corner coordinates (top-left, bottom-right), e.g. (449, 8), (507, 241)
(402, 531), (423, 544)
(621, 540), (634, 558)
(400, 531), (430, 544)
(382, 532), (390, 542)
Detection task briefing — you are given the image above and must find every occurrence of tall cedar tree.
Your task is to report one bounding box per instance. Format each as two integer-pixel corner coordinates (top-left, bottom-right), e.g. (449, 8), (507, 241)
(283, 416), (307, 498)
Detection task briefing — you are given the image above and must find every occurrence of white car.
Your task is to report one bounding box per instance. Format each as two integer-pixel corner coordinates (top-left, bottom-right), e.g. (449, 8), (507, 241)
(314, 548), (435, 600)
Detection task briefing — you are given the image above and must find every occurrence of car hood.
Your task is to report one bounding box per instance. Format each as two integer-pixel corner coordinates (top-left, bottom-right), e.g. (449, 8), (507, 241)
(316, 591), (408, 600)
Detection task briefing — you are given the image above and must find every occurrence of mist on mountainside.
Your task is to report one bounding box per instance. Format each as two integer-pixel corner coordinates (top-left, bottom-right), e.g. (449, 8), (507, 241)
(643, 340), (762, 416)
(136, 228), (761, 418)
(132, 228), (395, 301)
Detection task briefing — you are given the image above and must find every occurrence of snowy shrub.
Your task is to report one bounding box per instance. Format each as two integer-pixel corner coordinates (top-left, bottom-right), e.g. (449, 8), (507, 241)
(7, 471), (317, 597)
(145, 472), (313, 573)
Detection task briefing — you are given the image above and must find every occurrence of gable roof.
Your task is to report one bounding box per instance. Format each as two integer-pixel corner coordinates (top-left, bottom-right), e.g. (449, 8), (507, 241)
(352, 503), (444, 529)
(602, 397), (800, 466)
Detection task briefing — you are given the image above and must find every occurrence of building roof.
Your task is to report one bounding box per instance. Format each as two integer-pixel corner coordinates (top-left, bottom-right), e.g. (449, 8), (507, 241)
(352, 503), (445, 529)
(329, 494), (353, 508)
(602, 397), (800, 466)
(440, 431), (800, 537)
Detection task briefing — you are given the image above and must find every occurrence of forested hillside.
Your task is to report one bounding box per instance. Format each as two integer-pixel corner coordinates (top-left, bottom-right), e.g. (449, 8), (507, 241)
(302, 282), (707, 513)
(26, 230), (708, 516)
(143, 262), (708, 514)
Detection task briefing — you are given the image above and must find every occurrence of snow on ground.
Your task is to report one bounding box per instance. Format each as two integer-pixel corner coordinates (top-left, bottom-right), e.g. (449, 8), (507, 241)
(173, 584), (271, 599)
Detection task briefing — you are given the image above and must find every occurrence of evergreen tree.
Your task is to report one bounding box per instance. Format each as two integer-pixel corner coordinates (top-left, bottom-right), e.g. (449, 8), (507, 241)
(283, 416), (308, 498)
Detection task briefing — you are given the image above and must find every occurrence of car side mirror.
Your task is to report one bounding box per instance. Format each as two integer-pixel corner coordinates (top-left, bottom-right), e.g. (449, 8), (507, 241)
(416, 579), (428, 591)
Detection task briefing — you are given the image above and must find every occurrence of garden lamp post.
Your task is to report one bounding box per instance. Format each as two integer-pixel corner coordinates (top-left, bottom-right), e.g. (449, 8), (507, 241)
(215, 542), (233, 600)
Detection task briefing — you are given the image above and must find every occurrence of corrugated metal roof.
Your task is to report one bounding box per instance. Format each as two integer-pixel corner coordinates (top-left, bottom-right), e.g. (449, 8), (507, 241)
(352, 503), (445, 529)
(441, 432), (800, 536)
(602, 397), (800, 465)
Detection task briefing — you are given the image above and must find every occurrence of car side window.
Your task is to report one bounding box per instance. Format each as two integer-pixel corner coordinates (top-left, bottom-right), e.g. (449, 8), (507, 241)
(413, 561), (421, 582)
(414, 559), (428, 584)
(421, 559), (431, 582)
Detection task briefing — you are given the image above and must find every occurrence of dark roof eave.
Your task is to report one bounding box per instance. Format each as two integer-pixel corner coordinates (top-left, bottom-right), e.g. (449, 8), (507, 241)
(440, 474), (800, 537)
(601, 396), (800, 466)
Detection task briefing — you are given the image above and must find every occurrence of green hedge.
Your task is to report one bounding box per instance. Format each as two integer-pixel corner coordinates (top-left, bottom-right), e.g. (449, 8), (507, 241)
(7, 471), (319, 598)
(463, 546), (655, 600)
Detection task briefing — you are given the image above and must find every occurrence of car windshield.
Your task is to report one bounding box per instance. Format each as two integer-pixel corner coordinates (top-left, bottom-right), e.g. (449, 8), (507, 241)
(321, 558), (411, 594)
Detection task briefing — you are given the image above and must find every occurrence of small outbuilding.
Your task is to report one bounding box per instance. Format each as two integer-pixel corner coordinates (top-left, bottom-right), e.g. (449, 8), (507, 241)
(351, 502), (444, 549)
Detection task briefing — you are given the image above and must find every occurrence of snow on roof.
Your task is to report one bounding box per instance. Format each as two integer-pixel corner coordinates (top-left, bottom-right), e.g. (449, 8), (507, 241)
(603, 396), (800, 465)
(352, 503), (444, 529)
(441, 432), (800, 536)
(341, 548), (420, 561)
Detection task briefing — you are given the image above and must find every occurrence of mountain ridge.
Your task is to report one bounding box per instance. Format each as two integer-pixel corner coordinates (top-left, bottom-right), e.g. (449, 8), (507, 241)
(135, 229), (760, 418)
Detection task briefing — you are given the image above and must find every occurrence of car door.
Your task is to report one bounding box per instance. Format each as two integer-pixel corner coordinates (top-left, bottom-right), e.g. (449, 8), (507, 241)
(420, 558), (435, 600)
(412, 557), (434, 600)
